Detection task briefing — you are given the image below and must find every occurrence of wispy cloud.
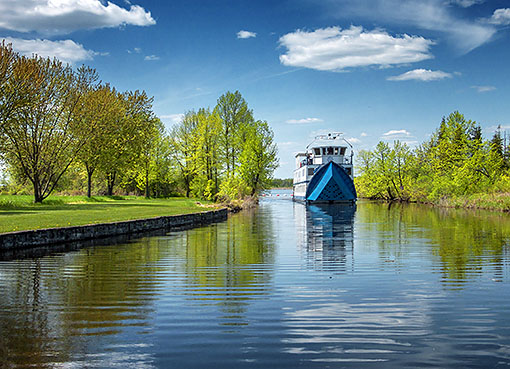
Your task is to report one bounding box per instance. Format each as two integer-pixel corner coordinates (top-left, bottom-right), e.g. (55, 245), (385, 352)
(471, 85), (496, 93)
(127, 47), (142, 54)
(449, 0), (484, 7)
(279, 26), (434, 71)
(160, 114), (184, 124)
(347, 137), (361, 144)
(144, 54), (160, 61)
(0, 0), (155, 35)
(237, 30), (257, 39)
(278, 141), (297, 147)
(286, 117), (323, 124)
(382, 129), (412, 138)
(316, 0), (496, 53)
(387, 69), (452, 81)
(360, 132), (368, 137)
(2, 37), (97, 64)
(487, 8), (510, 25)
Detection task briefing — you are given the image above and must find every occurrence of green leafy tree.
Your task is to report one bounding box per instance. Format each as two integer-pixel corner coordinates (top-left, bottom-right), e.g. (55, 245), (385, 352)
(214, 91), (253, 178)
(74, 83), (123, 197)
(0, 50), (97, 202)
(97, 90), (155, 196)
(238, 120), (278, 196)
(189, 108), (221, 200)
(169, 111), (199, 197)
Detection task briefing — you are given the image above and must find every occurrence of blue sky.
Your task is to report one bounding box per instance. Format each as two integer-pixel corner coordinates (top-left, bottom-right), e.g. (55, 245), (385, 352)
(1, 0), (510, 178)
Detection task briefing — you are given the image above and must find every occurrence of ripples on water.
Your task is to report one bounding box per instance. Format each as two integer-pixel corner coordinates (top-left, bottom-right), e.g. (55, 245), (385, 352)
(1, 193), (510, 368)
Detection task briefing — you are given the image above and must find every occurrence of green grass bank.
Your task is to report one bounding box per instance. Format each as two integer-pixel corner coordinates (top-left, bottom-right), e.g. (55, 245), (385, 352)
(0, 195), (214, 234)
(437, 192), (510, 212)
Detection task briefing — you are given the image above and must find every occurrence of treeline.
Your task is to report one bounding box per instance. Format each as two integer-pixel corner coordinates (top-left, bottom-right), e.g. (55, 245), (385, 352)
(356, 111), (509, 202)
(0, 42), (278, 203)
(270, 178), (293, 188)
(169, 91), (278, 201)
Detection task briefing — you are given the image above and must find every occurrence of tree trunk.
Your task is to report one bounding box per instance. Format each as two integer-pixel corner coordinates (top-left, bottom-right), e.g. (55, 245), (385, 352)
(86, 166), (94, 198)
(106, 172), (116, 196)
(251, 173), (260, 196)
(145, 167), (150, 198)
(33, 183), (43, 203)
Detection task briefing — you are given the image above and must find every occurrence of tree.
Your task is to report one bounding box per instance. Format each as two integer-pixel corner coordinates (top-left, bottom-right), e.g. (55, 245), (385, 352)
(214, 91), (253, 178)
(169, 111), (199, 197)
(0, 51), (97, 202)
(137, 117), (164, 198)
(74, 83), (123, 197)
(238, 120), (278, 196)
(190, 109), (221, 200)
(97, 90), (155, 196)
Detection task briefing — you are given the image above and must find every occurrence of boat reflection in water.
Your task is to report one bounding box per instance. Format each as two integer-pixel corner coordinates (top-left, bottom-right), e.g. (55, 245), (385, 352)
(294, 202), (356, 272)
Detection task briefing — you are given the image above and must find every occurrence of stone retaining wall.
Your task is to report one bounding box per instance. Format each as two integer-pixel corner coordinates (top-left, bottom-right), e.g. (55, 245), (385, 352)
(0, 208), (228, 251)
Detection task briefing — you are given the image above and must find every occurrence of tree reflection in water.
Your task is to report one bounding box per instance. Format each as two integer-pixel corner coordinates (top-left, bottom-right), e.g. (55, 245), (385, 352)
(167, 207), (276, 327)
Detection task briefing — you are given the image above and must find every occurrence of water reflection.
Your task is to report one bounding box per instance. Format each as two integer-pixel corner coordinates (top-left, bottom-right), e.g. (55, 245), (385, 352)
(164, 208), (276, 326)
(355, 201), (510, 288)
(0, 237), (164, 368)
(2, 199), (510, 368)
(294, 203), (355, 271)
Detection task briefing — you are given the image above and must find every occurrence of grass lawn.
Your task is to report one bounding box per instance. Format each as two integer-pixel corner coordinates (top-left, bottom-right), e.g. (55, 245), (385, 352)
(0, 195), (215, 234)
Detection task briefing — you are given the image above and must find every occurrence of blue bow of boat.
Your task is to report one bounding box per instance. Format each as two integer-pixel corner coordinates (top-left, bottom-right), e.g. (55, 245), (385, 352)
(306, 161), (356, 203)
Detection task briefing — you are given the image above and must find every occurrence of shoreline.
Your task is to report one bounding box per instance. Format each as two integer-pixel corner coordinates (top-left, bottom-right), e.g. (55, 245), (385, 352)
(0, 208), (228, 252)
(358, 194), (510, 213)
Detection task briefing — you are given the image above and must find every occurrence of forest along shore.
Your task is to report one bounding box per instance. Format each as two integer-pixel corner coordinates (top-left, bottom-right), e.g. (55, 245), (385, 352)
(0, 44), (278, 207)
(355, 111), (510, 212)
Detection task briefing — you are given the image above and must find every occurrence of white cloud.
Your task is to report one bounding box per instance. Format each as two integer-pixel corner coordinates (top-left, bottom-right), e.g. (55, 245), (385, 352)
(237, 30), (257, 39)
(387, 69), (452, 81)
(360, 132), (368, 137)
(449, 0), (484, 7)
(347, 137), (361, 144)
(488, 8), (510, 25)
(382, 129), (412, 138)
(278, 141), (297, 147)
(286, 117), (323, 124)
(471, 85), (496, 93)
(0, 0), (155, 34)
(2, 37), (96, 64)
(144, 54), (159, 61)
(127, 47), (142, 54)
(279, 26), (434, 71)
(318, 0), (495, 53)
(160, 114), (184, 124)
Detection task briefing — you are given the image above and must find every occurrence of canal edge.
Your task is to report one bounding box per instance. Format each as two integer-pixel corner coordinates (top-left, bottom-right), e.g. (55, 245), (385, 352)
(0, 208), (229, 251)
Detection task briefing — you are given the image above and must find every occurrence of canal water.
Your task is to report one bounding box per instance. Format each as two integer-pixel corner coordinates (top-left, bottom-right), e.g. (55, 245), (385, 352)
(1, 192), (510, 368)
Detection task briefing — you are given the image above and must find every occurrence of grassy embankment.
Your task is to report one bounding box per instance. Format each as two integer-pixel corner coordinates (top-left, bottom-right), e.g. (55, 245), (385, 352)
(0, 195), (215, 234)
(437, 193), (510, 212)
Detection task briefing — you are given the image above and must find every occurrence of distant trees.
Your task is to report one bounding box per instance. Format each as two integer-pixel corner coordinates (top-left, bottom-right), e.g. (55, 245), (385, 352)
(269, 178), (293, 188)
(355, 111), (510, 202)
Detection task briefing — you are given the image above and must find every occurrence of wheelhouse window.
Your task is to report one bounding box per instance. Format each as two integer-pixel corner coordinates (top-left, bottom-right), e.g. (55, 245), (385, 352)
(340, 147), (346, 155)
(334, 147), (339, 155)
(322, 147), (327, 155)
(327, 147), (334, 155)
(314, 148), (321, 155)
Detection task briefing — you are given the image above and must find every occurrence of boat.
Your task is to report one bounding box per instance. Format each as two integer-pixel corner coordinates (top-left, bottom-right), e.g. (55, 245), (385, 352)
(293, 132), (357, 204)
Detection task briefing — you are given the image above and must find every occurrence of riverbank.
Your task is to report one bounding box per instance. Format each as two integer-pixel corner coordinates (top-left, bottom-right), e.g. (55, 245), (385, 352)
(0, 208), (228, 251)
(0, 195), (217, 234)
(359, 192), (510, 212)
